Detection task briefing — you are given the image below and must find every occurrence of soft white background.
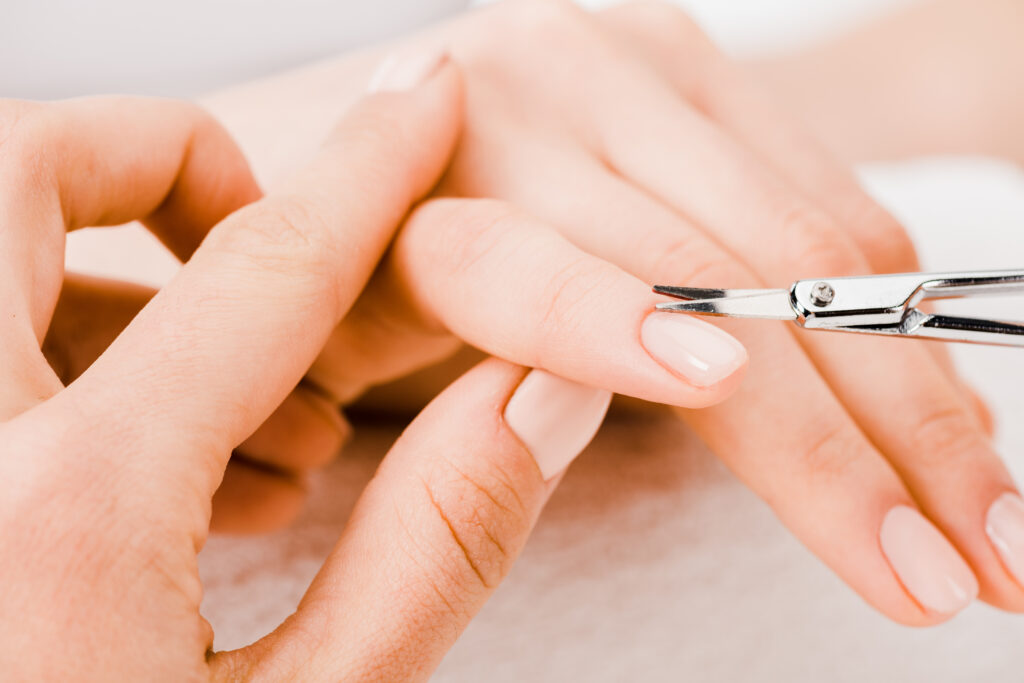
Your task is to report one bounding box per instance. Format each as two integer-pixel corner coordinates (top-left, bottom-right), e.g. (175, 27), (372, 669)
(6, 0), (1023, 680)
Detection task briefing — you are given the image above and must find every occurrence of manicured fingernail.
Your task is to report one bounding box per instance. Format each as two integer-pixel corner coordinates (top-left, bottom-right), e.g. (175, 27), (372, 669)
(640, 312), (746, 388)
(880, 506), (978, 614)
(986, 492), (1024, 587)
(504, 370), (612, 481)
(368, 47), (448, 93)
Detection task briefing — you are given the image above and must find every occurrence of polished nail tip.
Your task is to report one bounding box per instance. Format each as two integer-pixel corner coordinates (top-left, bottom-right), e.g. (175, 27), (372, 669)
(504, 370), (612, 481)
(641, 312), (746, 388)
(985, 492), (1024, 588)
(879, 505), (978, 615)
(367, 47), (448, 93)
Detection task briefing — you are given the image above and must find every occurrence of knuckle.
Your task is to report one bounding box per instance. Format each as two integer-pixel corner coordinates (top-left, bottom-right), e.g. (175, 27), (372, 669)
(209, 198), (342, 303)
(648, 235), (756, 290)
(797, 422), (862, 480)
(777, 204), (866, 277)
(909, 405), (987, 467)
(409, 198), (522, 275)
(416, 458), (532, 593)
(229, 197), (337, 260)
(535, 254), (613, 335)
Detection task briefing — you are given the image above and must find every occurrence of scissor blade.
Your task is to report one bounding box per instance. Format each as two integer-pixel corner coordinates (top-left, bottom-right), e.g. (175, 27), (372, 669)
(653, 285), (774, 300)
(655, 289), (798, 320)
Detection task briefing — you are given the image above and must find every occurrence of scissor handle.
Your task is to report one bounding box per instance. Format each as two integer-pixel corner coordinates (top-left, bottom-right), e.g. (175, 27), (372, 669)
(795, 269), (1024, 330)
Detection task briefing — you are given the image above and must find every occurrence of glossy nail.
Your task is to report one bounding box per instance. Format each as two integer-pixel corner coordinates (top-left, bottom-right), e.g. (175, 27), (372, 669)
(504, 369), (612, 480)
(368, 47), (448, 93)
(880, 505), (978, 614)
(986, 492), (1024, 587)
(640, 312), (747, 388)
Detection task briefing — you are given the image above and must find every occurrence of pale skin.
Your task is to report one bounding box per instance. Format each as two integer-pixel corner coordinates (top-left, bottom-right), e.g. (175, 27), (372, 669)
(0, 63), (675, 679)
(5, 0), (1024, 677)
(749, 0), (1024, 165)
(162, 0), (1024, 622)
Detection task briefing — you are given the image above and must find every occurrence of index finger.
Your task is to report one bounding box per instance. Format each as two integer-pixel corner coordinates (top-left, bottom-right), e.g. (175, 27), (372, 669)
(41, 55), (463, 503)
(0, 96), (262, 418)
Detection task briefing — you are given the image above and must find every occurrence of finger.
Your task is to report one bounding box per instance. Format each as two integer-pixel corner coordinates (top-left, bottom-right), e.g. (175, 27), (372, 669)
(42, 274), (155, 386)
(597, 3), (918, 275)
(0, 97), (260, 418)
(1, 97), (260, 265)
(210, 359), (611, 681)
(470, 147), (976, 623)
(970, 387), (996, 436)
(597, 2), (988, 426)
(586, 63), (1023, 609)
(43, 54), (463, 515)
(307, 197), (748, 409)
(235, 386), (350, 472)
(209, 459), (306, 535)
(44, 273), (351, 473)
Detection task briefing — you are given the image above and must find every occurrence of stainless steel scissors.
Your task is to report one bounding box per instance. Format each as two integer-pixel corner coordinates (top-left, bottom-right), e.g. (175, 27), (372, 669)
(653, 269), (1024, 347)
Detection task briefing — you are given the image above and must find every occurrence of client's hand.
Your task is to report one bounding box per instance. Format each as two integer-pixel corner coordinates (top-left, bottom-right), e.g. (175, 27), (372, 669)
(0, 61), (620, 680)
(188, 0), (1023, 624)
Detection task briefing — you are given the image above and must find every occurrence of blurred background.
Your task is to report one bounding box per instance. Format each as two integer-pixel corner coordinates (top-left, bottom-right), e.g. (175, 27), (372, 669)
(5, 1), (1022, 681)
(3, 0), (922, 99)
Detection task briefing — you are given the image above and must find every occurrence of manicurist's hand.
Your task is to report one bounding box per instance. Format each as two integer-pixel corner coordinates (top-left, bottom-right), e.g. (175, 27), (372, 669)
(185, 0), (1024, 625)
(0, 53), (741, 679)
(0, 61), (626, 680)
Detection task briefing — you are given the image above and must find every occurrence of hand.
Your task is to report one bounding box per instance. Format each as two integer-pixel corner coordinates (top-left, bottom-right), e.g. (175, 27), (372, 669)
(0, 60), (618, 680)
(193, 0), (1024, 624)
(45, 53), (752, 531)
(748, 0), (1024, 164)
(0, 95), (328, 532)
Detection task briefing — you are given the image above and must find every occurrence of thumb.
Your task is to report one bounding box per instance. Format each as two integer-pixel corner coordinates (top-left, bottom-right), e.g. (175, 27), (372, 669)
(212, 359), (612, 682)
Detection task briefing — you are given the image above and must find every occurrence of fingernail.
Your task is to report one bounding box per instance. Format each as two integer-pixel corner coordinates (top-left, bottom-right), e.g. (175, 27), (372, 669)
(504, 370), (612, 481)
(880, 506), (978, 614)
(640, 312), (747, 388)
(985, 492), (1024, 588)
(368, 47), (448, 93)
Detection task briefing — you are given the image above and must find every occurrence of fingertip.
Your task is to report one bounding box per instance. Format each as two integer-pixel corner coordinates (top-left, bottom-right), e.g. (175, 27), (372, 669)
(879, 505), (979, 619)
(367, 46), (450, 94)
(980, 492), (1024, 610)
(237, 387), (349, 472)
(292, 53), (464, 233)
(640, 311), (748, 398)
(210, 460), (307, 535)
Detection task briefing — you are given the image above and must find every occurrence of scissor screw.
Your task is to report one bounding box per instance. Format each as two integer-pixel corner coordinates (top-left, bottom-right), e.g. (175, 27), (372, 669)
(810, 281), (835, 306)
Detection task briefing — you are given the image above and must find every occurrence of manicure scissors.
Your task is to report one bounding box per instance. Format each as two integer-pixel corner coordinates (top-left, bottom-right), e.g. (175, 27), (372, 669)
(653, 269), (1024, 347)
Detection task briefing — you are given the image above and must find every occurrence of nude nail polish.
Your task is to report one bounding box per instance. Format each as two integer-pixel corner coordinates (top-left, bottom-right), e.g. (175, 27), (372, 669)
(985, 492), (1024, 588)
(880, 506), (978, 614)
(367, 47), (448, 93)
(640, 312), (747, 388)
(504, 370), (612, 481)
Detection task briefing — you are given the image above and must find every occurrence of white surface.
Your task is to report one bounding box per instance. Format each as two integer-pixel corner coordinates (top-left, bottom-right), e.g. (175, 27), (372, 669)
(14, 0), (1024, 680)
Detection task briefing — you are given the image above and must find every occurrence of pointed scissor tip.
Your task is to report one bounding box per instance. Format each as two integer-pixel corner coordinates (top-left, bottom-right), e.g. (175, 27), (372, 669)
(653, 284), (729, 300)
(654, 289), (799, 320)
